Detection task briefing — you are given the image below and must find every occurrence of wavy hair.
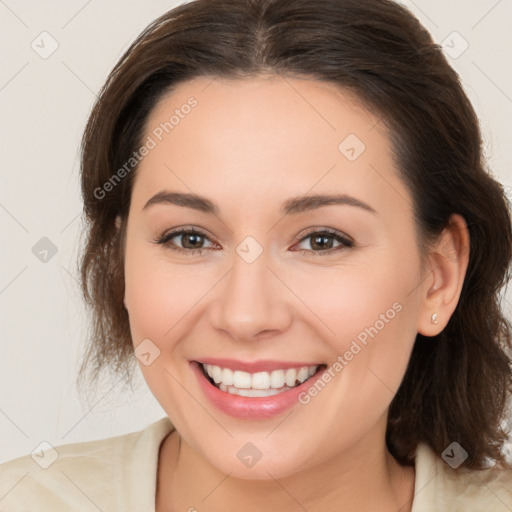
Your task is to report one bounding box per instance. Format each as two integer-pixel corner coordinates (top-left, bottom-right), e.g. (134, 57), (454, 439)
(76, 0), (512, 469)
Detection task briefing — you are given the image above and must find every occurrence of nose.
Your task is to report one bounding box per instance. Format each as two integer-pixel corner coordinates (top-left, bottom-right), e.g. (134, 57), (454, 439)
(208, 249), (293, 342)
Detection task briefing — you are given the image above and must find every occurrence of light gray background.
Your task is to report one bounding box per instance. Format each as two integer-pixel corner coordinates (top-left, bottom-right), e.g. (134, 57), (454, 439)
(1, 0), (511, 464)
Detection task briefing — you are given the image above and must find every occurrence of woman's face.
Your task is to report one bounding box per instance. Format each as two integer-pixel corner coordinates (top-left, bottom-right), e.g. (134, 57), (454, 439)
(123, 75), (430, 479)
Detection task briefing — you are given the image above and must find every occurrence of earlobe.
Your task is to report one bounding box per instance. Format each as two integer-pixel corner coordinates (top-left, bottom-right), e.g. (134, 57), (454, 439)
(417, 213), (470, 337)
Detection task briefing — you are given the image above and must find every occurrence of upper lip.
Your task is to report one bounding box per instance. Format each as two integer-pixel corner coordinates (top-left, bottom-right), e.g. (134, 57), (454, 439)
(193, 358), (323, 373)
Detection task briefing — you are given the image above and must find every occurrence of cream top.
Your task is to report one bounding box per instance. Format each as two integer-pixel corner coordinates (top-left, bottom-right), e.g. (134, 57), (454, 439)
(1, 416), (512, 511)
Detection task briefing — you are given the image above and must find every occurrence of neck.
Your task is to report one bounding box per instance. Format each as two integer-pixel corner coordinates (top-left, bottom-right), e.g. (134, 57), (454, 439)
(156, 420), (415, 512)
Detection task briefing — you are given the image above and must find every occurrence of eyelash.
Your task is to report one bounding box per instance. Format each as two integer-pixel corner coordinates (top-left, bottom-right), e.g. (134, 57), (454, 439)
(152, 227), (354, 257)
(294, 228), (354, 256)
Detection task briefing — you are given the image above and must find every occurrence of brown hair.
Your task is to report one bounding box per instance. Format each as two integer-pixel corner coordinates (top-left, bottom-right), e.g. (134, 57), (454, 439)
(77, 0), (512, 469)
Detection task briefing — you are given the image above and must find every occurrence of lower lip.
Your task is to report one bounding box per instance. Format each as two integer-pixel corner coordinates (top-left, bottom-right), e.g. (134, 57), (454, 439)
(190, 361), (324, 419)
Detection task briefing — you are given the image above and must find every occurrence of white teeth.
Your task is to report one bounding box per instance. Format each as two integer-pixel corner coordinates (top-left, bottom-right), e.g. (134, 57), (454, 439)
(218, 383), (292, 397)
(212, 365), (223, 384)
(221, 367), (234, 386)
(285, 368), (297, 387)
(202, 363), (319, 393)
(233, 370), (252, 389)
(297, 367), (309, 383)
(270, 369), (285, 389)
(252, 371), (270, 389)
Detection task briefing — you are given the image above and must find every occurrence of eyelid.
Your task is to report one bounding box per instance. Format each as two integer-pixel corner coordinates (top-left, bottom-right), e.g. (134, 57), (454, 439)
(294, 226), (354, 244)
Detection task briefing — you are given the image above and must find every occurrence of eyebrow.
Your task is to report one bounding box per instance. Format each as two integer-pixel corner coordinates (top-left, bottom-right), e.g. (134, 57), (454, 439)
(142, 191), (377, 215)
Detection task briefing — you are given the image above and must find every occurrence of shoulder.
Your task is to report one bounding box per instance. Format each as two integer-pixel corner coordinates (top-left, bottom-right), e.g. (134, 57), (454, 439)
(0, 416), (174, 512)
(413, 442), (512, 512)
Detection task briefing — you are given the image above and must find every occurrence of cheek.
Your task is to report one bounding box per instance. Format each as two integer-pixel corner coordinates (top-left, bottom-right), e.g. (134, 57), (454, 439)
(289, 256), (416, 346)
(124, 242), (217, 350)
(320, 256), (420, 423)
(288, 247), (420, 388)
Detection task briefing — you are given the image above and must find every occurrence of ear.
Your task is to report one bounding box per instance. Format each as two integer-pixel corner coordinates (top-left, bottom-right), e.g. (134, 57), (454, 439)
(417, 213), (470, 337)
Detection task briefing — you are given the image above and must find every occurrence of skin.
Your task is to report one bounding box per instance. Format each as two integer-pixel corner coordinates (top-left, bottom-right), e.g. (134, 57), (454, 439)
(122, 75), (470, 511)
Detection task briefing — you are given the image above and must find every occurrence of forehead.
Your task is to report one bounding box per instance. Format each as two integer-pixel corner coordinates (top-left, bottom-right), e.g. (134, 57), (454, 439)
(130, 75), (410, 218)
(142, 74), (381, 158)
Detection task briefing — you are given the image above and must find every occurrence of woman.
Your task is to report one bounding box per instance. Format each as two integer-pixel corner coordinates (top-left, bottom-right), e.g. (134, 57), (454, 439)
(1, 0), (512, 510)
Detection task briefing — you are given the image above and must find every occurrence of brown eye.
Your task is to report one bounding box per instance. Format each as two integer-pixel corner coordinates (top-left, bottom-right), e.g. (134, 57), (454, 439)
(154, 228), (216, 254)
(294, 229), (354, 255)
(310, 234), (335, 251)
(179, 232), (206, 249)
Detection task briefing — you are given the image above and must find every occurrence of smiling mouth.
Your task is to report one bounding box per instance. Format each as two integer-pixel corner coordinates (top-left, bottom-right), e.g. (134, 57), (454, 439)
(198, 362), (327, 397)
